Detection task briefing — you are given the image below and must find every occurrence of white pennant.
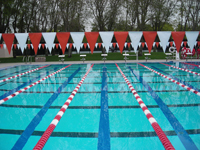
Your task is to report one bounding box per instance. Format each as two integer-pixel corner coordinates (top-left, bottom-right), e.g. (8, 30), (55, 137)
(185, 31), (199, 49)
(157, 31), (171, 53)
(70, 32), (84, 53)
(15, 33), (28, 53)
(99, 31), (114, 53)
(0, 33), (2, 40)
(129, 31), (143, 53)
(42, 32), (56, 53)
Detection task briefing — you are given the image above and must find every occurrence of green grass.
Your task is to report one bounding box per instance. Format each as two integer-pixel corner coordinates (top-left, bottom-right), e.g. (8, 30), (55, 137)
(0, 52), (174, 63)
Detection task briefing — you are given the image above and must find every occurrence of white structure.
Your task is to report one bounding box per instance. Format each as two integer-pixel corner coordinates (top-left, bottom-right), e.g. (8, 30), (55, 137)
(0, 47), (13, 58)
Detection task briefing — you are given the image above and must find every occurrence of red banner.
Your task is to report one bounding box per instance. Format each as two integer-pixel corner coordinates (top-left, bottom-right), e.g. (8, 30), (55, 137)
(69, 43), (73, 49)
(2, 33), (15, 54)
(141, 42), (145, 48)
(56, 32), (70, 54)
(85, 32), (99, 54)
(29, 33), (42, 54)
(156, 42), (159, 47)
(143, 31), (157, 53)
(171, 31), (185, 52)
(114, 32), (128, 53)
(83, 43), (87, 49)
(98, 43), (102, 48)
(127, 42), (131, 48)
(113, 43), (116, 48)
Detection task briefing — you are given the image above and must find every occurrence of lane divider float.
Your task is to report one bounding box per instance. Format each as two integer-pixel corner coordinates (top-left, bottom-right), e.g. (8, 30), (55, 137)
(115, 63), (175, 150)
(0, 65), (50, 83)
(182, 62), (200, 67)
(33, 64), (94, 150)
(160, 62), (200, 76)
(138, 63), (200, 96)
(0, 64), (71, 105)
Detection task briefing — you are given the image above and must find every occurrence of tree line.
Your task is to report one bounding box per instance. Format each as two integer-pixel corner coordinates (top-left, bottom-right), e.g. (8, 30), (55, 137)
(0, 0), (199, 33)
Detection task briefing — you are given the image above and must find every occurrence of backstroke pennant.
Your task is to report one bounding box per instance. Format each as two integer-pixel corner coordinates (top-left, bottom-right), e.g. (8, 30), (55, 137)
(99, 31), (114, 53)
(114, 32), (128, 53)
(143, 31), (157, 53)
(70, 32), (85, 53)
(42, 32), (56, 53)
(85, 32), (99, 54)
(157, 31), (171, 53)
(129, 31), (143, 53)
(56, 32), (70, 54)
(15, 33), (28, 54)
(29, 33), (42, 55)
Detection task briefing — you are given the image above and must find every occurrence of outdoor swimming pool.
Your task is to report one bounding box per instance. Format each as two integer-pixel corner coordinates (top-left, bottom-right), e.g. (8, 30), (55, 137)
(0, 62), (200, 150)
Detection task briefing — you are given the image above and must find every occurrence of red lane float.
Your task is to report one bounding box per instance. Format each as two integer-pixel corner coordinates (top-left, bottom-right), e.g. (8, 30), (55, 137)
(115, 63), (175, 150)
(0, 65), (50, 83)
(0, 64), (71, 105)
(33, 64), (94, 150)
(182, 62), (200, 67)
(138, 63), (200, 96)
(160, 62), (200, 76)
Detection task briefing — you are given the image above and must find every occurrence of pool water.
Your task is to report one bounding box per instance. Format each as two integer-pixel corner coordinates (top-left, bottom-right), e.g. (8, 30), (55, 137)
(0, 62), (200, 150)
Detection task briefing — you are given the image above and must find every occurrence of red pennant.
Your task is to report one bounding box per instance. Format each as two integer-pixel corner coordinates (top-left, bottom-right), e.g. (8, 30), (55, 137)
(84, 43), (87, 49)
(29, 33), (42, 54)
(13, 44), (17, 49)
(0, 44), (3, 48)
(27, 44), (31, 49)
(55, 44), (59, 49)
(41, 44), (45, 49)
(56, 32), (70, 54)
(143, 31), (157, 53)
(127, 42), (131, 48)
(183, 41), (187, 47)
(171, 31), (185, 52)
(69, 43), (73, 49)
(197, 41), (200, 47)
(170, 42), (173, 47)
(141, 42), (145, 48)
(114, 32), (128, 53)
(113, 43), (116, 48)
(156, 42), (159, 47)
(98, 43), (102, 48)
(2, 33), (15, 54)
(85, 32), (99, 54)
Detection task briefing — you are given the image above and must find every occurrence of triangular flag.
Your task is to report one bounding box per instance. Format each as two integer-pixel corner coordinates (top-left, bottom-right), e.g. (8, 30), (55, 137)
(29, 33), (42, 54)
(99, 31), (114, 53)
(56, 32), (70, 54)
(156, 42), (159, 47)
(143, 31), (157, 53)
(171, 31), (185, 52)
(85, 32), (99, 54)
(84, 43), (87, 49)
(183, 41), (187, 47)
(70, 32), (84, 53)
(129, 31), (142, 53)
(42, 32), (56, 53)
(95, 43), (98, 48)
(0, 33), (1, 40)
(185, 31), (199, 49)
(127, 42), (131, 48)
(27, 44), (31, 49)
(55, 43), (59, 49)
(141, 42), (145, 48)
(170, 42), (173, 47)
(114, 32), (128, 53)
(198, 41), (200, 47)
(13, 44), (17, 49)
(0, 44), (3, 48)
(69, 43), (73, 49)
(113, 43), (116, 48)
(2, 33), (15, 54)
(15, 33), (28, 53)
(98, 43), (102, 48)
(38, 44), (41, 49)
(125, 42), (127, 48)
(157, 31), (171, 53)
(41, 44), (45, 49)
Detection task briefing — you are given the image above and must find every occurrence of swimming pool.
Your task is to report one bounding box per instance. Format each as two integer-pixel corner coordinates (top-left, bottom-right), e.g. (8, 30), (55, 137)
(0, 62), (199, 150)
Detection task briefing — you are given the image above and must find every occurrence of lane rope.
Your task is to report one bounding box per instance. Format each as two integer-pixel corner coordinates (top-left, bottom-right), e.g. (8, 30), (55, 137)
(0, 65), (71, 105)
(0, 65), (50, 83)
(160, 62), (200, 76)
(138, 63), (200, 96)
(33, 64), (94, 150)
(182, 62), (200, 67)
(115, 63), (175, 150)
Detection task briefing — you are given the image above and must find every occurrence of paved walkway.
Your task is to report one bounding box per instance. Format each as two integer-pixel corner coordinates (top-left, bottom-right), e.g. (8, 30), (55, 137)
(0, 59), (200, 69)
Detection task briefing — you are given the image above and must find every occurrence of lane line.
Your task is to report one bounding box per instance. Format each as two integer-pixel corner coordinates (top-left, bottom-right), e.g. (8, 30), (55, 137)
(11, 66), (80, 150)
(0, 65), (50, 83)
(0, 65), (71, 105)
(151, 66), (200, 93)
(160, 62), (200, 76)
(138, 63), (200, 96)
(115, 63), (175, 150)
(98, 67), (110, 150)
(129, 66), (198, 150)
(33, 64), (94, 150)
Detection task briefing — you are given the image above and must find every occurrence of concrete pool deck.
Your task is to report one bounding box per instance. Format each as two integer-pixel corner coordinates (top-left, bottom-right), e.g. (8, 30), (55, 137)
(0, 59), (199, 69)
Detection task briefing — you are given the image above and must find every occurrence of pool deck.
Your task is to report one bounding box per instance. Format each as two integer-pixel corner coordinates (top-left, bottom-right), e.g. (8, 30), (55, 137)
(0, 59), (199, 69)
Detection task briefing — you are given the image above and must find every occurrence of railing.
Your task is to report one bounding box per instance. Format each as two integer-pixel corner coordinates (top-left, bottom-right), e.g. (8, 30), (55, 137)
(23, 56), (32, 64)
